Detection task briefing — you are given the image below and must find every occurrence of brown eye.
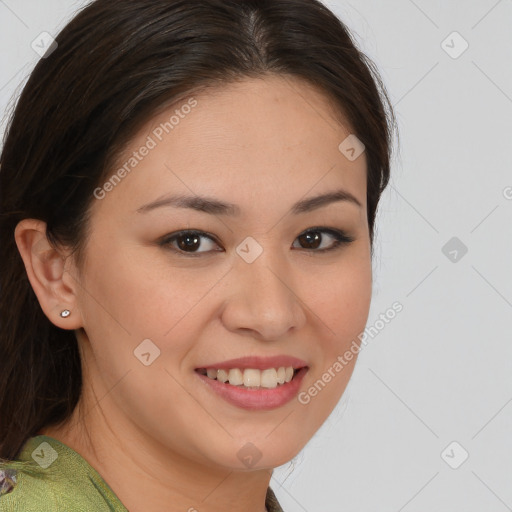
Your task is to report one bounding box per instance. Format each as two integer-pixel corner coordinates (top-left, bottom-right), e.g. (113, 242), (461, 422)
(297, 231), (322, 249)
(293, 228), (354, 252)
(175, 232), (201, 251)
(160, 230), (221, 256)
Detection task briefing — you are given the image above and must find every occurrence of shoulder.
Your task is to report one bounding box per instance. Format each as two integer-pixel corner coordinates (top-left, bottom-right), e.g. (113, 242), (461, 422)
(0, 461), (119, 511)
(0, 463), (60, 512)
(0, 435), (126, 512)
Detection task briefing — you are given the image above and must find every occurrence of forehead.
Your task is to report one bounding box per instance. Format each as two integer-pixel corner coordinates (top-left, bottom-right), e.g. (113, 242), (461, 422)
(98, 75), (367, 217)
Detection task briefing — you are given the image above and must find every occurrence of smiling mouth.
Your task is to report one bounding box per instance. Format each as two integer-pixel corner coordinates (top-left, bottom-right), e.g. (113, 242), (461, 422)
(195, 367), (304, 390)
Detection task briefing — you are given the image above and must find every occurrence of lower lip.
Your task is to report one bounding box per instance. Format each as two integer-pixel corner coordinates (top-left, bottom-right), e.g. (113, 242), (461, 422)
(195, 367), (309, 410)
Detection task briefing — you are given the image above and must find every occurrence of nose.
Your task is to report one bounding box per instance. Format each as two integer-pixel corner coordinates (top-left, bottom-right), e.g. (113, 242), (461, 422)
(220, 249), (307, 341)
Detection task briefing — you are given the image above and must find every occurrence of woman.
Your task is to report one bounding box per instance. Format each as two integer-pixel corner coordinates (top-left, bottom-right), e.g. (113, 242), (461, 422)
(0, 0), (397, 510)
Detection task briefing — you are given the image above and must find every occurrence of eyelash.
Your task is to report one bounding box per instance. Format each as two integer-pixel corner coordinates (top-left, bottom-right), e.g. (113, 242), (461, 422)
(158, 227), (355, 258)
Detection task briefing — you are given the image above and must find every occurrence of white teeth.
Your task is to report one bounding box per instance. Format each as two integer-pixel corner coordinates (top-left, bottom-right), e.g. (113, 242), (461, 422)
(243, 369), (261, 387)
(260, 368), (278, 388)
(202, 366), (299, 388)
(228, 368), (243, 386)
(217, 369), (229, 383)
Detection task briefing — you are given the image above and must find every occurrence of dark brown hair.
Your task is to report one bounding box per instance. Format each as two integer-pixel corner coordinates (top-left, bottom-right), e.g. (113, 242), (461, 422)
(0, 0), (398, 461)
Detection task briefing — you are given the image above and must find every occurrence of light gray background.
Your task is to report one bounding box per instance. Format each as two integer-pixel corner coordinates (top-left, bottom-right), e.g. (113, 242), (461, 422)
(1, 1), (511, 511)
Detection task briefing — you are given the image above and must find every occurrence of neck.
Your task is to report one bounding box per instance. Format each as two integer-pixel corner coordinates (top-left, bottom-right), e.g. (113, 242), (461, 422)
(40, 399), (273, 512)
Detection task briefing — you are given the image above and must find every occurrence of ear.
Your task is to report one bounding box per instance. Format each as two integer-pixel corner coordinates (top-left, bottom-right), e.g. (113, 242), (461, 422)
(14, 218), (84, 330)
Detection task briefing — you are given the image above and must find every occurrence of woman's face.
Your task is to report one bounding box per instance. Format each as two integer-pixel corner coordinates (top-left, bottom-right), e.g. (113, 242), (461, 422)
(72, 75), (372, 470)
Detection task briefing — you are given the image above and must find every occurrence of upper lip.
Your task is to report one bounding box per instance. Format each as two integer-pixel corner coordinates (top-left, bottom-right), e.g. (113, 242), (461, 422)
(196, 355), (308, 370)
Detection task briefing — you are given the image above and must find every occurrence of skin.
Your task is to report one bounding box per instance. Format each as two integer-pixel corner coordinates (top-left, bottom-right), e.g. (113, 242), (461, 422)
(15, 75), (372, 512)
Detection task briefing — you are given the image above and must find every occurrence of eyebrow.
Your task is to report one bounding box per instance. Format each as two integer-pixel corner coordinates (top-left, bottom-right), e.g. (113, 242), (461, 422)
(136, 188), (363, 216)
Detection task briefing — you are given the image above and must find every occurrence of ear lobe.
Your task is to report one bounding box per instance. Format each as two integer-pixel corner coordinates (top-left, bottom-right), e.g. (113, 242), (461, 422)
(14, 218), (83, 330)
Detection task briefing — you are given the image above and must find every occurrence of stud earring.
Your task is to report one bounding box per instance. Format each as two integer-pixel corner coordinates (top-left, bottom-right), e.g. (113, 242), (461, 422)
(60, 309), (71, 318)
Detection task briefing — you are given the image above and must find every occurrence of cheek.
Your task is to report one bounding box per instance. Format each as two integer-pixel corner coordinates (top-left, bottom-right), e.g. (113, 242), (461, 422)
(76, 238), (223, 364)
(301, 254), (372, 410)
(78, 244), (182, 343)
(326, 276), (372, 342)
(315, 253), (373, 345)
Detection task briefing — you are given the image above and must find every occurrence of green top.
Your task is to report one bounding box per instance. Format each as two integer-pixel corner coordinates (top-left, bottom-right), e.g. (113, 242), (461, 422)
(0, 435), (284, 511)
